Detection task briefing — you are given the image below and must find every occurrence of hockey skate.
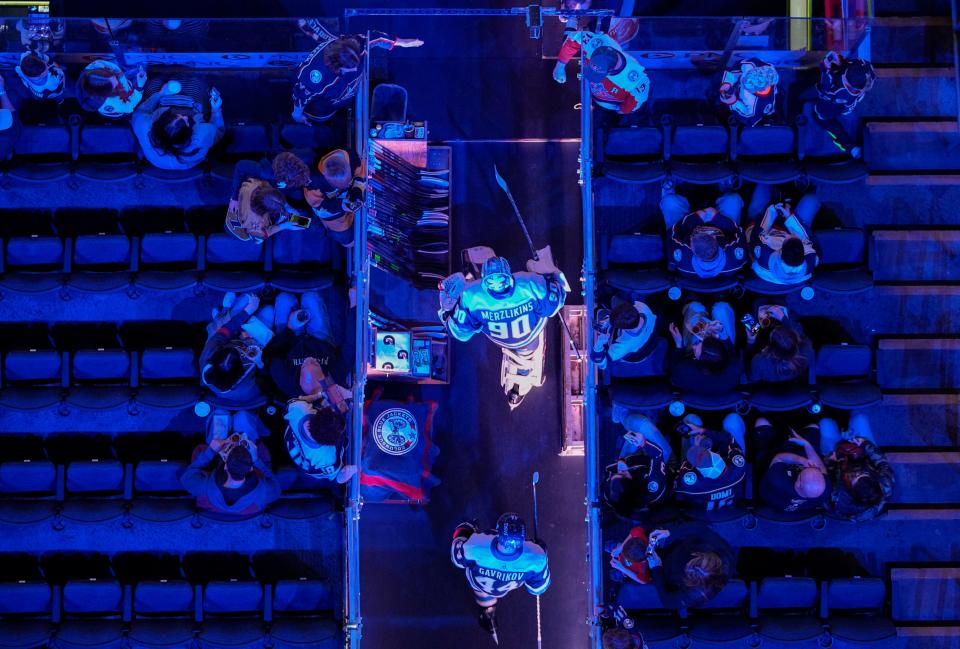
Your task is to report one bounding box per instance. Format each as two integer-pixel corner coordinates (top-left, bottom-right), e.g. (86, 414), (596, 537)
(500, 331), (546, 410)
(478, 605), (500, 645)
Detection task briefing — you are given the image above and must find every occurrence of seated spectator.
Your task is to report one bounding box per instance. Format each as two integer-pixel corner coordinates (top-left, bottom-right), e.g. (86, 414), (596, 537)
(591, 301), (657, 370)
(821, 413), (893, 522)
(264, 291), (350, 399)
(225, 157), (310, 243)
(644, 524), (734, 608)
(180, 410), (280, 518)
(604, 408), (671, 518)
(672, 413), (747, 511)
(283, 397), (355, 483)
(76, 59), (146, 119)
(745, 184), (819, 286)
(292, 32), (423, 123)
(608, 526), (653, 585)
(719, 58), (779, 127)
(814, 51), (876, 158)
(553, 30), (649, 114)
(15, 51), (66, 101)
(132, 79), (224, 170)
(272, 149), (363, 246)
(200, 292), (274, 406)
(601, 627), (645, 649)
(668, 301), (741, 394)
(660, 183), (746, 281)
(757, 417), (831, 514)
(745, 304), (812, 383)
(0, 76), (21, 162)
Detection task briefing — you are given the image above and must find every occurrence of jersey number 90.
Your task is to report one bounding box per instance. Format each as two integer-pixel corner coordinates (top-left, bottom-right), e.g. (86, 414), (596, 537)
(488, 314), (532, 341)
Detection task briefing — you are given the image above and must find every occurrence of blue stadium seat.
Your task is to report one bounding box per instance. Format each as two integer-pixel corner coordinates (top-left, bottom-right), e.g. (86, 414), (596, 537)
(812, 228), (873, 295)
(600, 126), (667, 184)
(748, 382), (815, 412)
(140, 348), (198, 383)
(129, 580), (199, 649)
(268, 231), (335, 292)
(600, 232), (671, 297)
(753, 577), (824, 642)
(65, 460), (125, 497)
(201, 581), (266, 649)
(0, 581), (57, 649)
(815, 344), (882, 409)
(617, 583), (684, 642)
(58, 579), (125, 649)
(824, 577), (896, 643)
(201, 234), (267, 292)
(742, 275), (812, 298)
(665, 124), (734, 184)
(135, 233), (200, 291)
(0, 350), (65, 410)
(686, 579), (753, 643)
(68, 349), (132, 410)
(210, 124), (271, 171)
(678, 389), (746, 412)
(798, 108), (868, 184)
(70, 234), (134, 293)
(8, 124), (74, 182)
(733, 124), (801, 184)
(608, 337), (668, 380)
(75, 123), (140, 181)
(610, 381), (674, 411)
(0, 460), (59, 497)
(134, 460), (189, 496)
(0, 236), (65, 294)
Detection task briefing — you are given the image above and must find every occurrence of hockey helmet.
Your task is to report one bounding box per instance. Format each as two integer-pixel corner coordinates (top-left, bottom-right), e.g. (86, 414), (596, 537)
(482, 256), (514, 296)
(495, 512), (526, 554)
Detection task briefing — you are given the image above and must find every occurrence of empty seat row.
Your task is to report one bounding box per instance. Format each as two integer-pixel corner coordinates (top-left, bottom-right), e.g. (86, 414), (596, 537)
(599, 107), (868, 186)
(609, 340), (880, 413)
(618, 576), (895, 646)
(0, 231), (336, 299)
(0, 551), (339, 649)
(601, 227), (873, 300)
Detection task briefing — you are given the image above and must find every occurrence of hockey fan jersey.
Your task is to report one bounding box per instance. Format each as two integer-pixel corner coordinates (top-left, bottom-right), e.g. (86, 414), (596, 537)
(448, 272), (566, 350)
(669, 208), (746, 279)
(673, 430), (747, 511)
(451, 531), (551, 600)
(557, 31), (650, 114)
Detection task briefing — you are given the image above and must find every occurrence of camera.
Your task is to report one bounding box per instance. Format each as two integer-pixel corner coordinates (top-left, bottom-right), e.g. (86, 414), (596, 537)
(741, 313), (761, 336)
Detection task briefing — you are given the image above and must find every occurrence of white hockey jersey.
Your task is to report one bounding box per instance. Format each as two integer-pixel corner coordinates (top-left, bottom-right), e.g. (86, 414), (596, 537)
(451, 531), (551, 599)
(447, 272), (566, 349)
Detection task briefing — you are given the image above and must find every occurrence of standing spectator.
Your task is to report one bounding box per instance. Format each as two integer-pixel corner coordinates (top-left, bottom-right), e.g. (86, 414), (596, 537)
(745, 184), (819, 286)
(821, 413), (894, 522)
(76, 59), (146, 119)
(604, 408), (671, 518)
(263, 291), (350, 400)
(132, 80), (224, 170)
(283, 398), (355, 484)
(272, 149), (363, 246)
(757, 417), (831, 514)
(0, 75), (21, 162)
(180, 410), (280, 518)
(644, 525), (734, 608)
(553, 30), (650, 114)
(671, 413), (747, 511)
(661, 183), (746, 282)
(292, 32), (424, 123)
(719, 58), (779, 127)
(745, 304), (812, 383)
(814, 51), (876, 158)
(14, 51), (66, 101)
(200, 292), (273, 406)
(591, 301), (658, 370)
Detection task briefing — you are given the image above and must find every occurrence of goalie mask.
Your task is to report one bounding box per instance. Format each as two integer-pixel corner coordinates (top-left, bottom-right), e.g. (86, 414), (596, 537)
(495, 512), (526, 554)
(482, 256), (514, 297)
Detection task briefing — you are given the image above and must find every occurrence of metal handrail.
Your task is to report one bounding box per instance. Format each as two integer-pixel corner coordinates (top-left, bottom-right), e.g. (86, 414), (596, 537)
(344, 31), (372, 649)
(579, 47), (603, 649)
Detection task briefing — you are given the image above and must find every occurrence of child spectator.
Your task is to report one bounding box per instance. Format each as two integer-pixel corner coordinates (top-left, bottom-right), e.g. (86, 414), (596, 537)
(608, 526), (653, 584)
(76, 59), (146, 119)
(15, 51), (66, 101)
(644, 525), (734, 608)
(132, 80), (224, 170)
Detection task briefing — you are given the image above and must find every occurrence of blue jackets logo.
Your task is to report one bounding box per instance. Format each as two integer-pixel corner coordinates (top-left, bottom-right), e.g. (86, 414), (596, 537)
(372, 408), (419, 456)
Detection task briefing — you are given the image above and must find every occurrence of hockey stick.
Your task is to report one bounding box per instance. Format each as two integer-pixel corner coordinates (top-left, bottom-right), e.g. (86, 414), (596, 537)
(532, 471), (543, 649)
(493, 165), (582, 361)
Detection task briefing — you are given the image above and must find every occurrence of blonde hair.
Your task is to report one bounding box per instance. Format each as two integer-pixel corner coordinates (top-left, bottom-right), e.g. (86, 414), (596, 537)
(683, 551), (728, 596)
(320, 149), (353, 188)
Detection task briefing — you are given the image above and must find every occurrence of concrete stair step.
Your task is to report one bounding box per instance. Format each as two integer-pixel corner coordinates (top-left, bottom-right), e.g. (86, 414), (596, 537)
(897, 626), (960, 649)
(871, 18), (954, 66)
(861, 68), (958, 119)
(888, 451), (960, 504)
(892, 567), (960, 622)
(864, 394), (960, 448)
(866, 122), (960, 172)
(871, 230), (960, 281)
(877, 338), (960, 390)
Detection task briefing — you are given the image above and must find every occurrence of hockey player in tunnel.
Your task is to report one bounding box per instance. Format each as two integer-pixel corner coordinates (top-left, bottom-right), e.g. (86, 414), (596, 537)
(438, 249), (569, 409)
(451, 513), (551, 644)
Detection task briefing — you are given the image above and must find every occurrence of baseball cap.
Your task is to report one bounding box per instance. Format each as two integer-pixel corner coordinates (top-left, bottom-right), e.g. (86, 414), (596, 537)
(585, 46), (619, 82)
(0, 109), (13, 132)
